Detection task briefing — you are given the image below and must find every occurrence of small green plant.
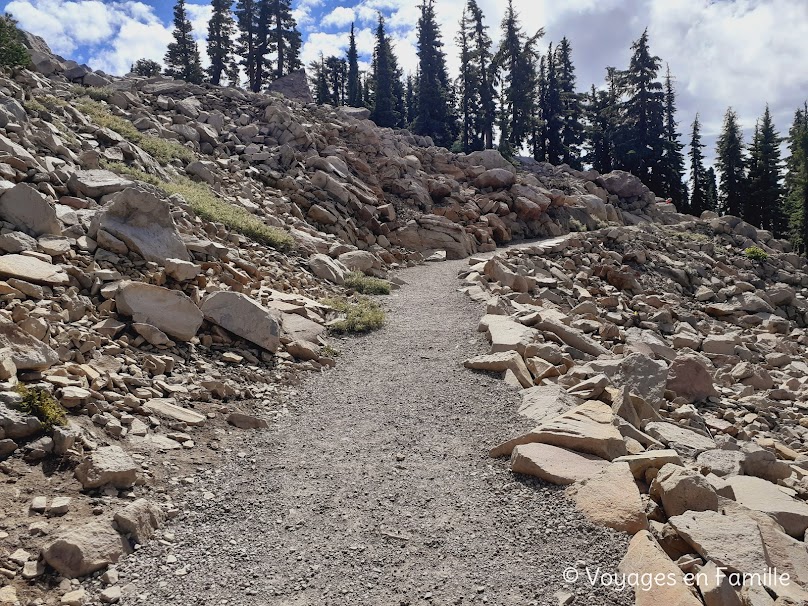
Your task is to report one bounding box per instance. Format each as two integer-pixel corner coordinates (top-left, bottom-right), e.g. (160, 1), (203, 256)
(568, 218), (587, 232)
(103, 163), (295, 250)
(23, 98), (47, 114)
(320, 344), (340, 358)
(343, 272), (391, 295)
(322, 296), (385, 334)
(0, 14), (30, 69)
(744, 246), (769, 261)
(15, 384), (67, 430)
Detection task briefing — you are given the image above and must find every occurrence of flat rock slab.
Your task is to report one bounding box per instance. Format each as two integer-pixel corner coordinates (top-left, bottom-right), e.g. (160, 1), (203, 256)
(510, 443), (609, 485)
(0, 254), (69, 285)
(619, 530), (704, 606)
(491, 400), (626, 460)
(568, 462), (648, 534)
(517, 384), (579, 424)
(201, 291), (280, 352)
(74, 446), (138, 489)
(116, 282), (203, 342)
(464, 351), (532, 388)
(0, 320), (59, 370)
(614, 449), (683, 479)
(143, 399), (205, 427)
(668, 510), (768, 575)
(726, 475), (808, 537)
(68, 169), (133, 198)
(644, 421), (715, 458)
(0, 183), (61, 236)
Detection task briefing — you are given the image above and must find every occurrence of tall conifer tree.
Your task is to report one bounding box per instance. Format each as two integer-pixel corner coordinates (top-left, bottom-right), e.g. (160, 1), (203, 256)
(661, 66), (686, 205)
(555, 38), (583, 169)
(235, 0), (259, 90)
(346, 23), (361, 107)
(716, 107), (746, 216)
(412, 0), (456, 147)
(688, 115), (709, 216)
(268, 0), (302, 80)
(785, 104), (808, 253)
(746, 106), (784, 234)
(207, 0), (236, 86)
(369, 15), (401, 128)
(164, 0), (204, 84)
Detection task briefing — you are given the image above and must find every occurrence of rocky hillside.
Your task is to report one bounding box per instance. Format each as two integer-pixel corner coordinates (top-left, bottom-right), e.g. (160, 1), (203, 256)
(0, 33), (805, 606)
(461, 215), (808, 604)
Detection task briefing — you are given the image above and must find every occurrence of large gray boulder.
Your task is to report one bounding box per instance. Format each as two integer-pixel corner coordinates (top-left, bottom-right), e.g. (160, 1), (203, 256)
(266, 69), (313, 103)
(74, 446), (138, 489)
(43, 520), (129, 578)
(0, 319), (59, 370)
(0, 183), (61, 236)
(89, 187), (189, 263)
(115, 283), (203, 341)
(309, 253), (348, 285)
(596, 170), (647, 198)
(67, 170), (133, 198)
(200, 291), (280, 352)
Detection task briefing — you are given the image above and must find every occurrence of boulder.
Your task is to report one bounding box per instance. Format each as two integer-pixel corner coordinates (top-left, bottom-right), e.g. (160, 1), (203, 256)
(465, 149), (514, 171)
(115, 283), (203, 342)
(200, 291), (280, 352)
(388, 215), (477, 260)
(517, 384), (580, 424)
(614, 450), (684, 480)
(650, 463), (719, 517)
(0, 403), (41, 439)
(266, 69), (313, 103)
(0, 254), (69, 286)
(339, 106), (371, 120)
(644, 421), (716, 458)
(0, 183), (61, 236)
(285, 339), (320, 361)
(42, 520), (129, 578)
(535, 317), (610, 357)
(74, 446), (138, 489)
(568, 462), (648, 534)
(113, 499), (164, 544)
(694, 561), (743, 606)
(474, 168), (516, 189)
(338, 250), (376, 272)
(464, 351), (532, 389)
(89, 188), (189, 263)
(510, 443), (609, 485)
(596, 170), (647, 198)
(226, 412), (269, 429)
(668, 510), (768, 575)
(164, 258), (201, 281)
(666, 354), (717, 403)
(618, 531), (706, 606)
(483, 259), (528, 292)
(491, 401), (626, 460)
(726, 476), (808, 537)
(481, 315), (538, 355)
(67, 170), (133, 198)
(143, 399), (205, 426)
(281, 312), (326, 343)
(0, 320), (59, 370)
(309, 253), (348, 285)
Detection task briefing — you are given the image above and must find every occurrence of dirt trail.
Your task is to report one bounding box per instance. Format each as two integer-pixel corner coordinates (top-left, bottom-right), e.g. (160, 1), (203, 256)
(113, 258), (632, 606)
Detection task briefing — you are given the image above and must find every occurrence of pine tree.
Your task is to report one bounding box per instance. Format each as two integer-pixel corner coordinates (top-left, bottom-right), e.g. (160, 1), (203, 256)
(555, 37), (583, 169)
(583, 68), (619, 173)
(661, 66), (686, 206)
(531, 55), (547, 161)
(493, 0), (541, 156)
(613, 29), (665, 192)
(785, 104), (808, 253)
(405, 75), (416, 124)
(456, 0), (494, 151)
(207, 0), (236, 86)
(412, 0), (456, 148)
(715, 107), (746, 217)
(309, 55), (329, 105)
(468, 0), (495, 149)
(253, 0), (272, 91)
(706, 167), (719, 213)
(164, 0), (204, 84)
(543, 42), (563, 164)
(746, 106), (784, 233)
(0, 14), (29, 68)
(268, 0), (302, 81)
(346, 23), (361, 107)
(235, 0), (259, 90)
(688, 114), (709, 216)
(325, 56), (347, 106)
(130, 58), (162, 77)
(456, 8), (478, 152)
(369, 15), (401, 128)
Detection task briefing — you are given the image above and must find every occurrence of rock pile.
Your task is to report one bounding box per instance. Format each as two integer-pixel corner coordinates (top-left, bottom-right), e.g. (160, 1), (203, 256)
(461, 214), (808, 604)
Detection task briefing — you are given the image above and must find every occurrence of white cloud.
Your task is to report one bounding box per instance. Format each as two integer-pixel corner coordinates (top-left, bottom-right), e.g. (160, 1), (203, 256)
(321, 6), (356, 29)
(7, 0), (210, 75)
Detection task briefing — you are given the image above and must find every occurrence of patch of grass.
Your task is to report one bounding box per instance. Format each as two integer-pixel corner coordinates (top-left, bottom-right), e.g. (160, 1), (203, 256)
(72, 85), (114, 102)
(77, 97), (194, 165)
(139, 137), (195, 164)
(343, 272), (390, 295)
(23, 98), (47, 114)
(15, 384), (67, 431)
(744, 246), (769, 261)
(568, 218), (586, 232)
(103, 163), (295, 251)
(322, 296), (385, 334)
(77, 97), (141, 142)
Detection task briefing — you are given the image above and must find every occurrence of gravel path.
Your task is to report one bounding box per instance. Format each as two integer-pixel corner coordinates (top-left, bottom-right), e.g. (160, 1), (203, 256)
(112, 258), (633, 606)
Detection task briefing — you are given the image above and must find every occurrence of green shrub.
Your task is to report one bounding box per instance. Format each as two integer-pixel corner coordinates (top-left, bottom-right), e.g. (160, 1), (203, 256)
(343, 272), (390, 295)
(568, 218), (586, 232)
(322, 296), (385, 334)
(139, 137), (195, 164)
(103, 163), (295, 251)
(744, 246), (769, 261)
(23, 98), (46, 114)
(15, 384), (67, 430)
(320, 344), (340, 358)
(0, 14), (30, 69)
(77, 98), (142, 142)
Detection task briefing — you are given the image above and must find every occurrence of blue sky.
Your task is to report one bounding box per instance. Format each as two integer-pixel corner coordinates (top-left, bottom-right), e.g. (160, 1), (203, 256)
(4, 0), (808, 166)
